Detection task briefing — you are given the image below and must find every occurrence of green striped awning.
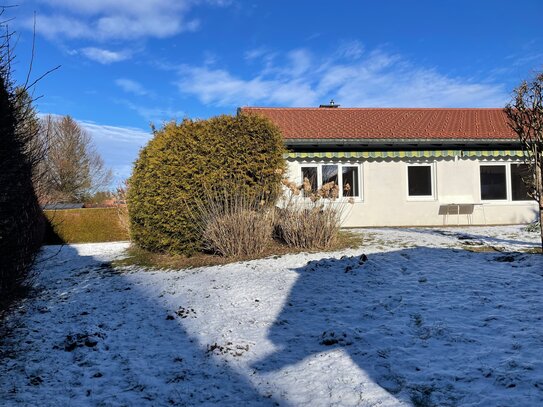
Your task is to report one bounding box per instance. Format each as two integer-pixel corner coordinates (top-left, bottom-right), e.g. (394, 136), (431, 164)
(462, 150), (525, 158)
(285, 150), (526, 159)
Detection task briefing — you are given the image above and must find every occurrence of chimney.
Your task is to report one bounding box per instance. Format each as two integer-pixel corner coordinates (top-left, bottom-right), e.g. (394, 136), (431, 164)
(319, 99), (340, 108)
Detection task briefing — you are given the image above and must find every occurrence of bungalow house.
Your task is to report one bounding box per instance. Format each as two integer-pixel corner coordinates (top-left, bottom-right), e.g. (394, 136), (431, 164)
(240, 104), (538, 227)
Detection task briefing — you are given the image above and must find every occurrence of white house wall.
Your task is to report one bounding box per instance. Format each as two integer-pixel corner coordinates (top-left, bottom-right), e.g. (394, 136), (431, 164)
(286, 157), (538, 227)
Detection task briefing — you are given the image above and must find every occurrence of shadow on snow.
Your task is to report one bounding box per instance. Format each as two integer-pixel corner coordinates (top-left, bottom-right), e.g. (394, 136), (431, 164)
(254, 247), (543, 406)
(0, 244), (283, 406)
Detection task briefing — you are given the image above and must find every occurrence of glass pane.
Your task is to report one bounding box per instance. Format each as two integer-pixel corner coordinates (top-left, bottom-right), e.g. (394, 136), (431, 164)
(408, 166), (432, 196)
(480, 165), (506, 200)
(342, 166), (359, 197)
(301, 167), (317, 193)
(322, 165), (338, 186)
(511, 164), (532, 201)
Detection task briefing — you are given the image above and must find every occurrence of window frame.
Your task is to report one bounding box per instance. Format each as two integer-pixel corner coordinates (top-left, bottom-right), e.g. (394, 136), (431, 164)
(479, 163), (509, 202)
(479, 162), (533, 203)
(405, 162), (436, 201)
(298, 162), (363, 201)
(300, 164), (319, 194)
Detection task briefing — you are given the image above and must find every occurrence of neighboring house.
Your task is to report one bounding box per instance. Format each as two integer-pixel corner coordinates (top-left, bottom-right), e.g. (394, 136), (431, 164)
(240, 104), (538, 227)
(42, 203), (85, 210)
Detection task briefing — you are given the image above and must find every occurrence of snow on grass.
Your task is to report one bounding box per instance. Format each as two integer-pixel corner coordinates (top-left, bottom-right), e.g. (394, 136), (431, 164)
(1, 226), (542, 406)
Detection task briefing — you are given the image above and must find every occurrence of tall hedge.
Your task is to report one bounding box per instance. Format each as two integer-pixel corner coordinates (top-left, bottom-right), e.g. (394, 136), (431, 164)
(0, 69), (44, 309)
(127, 114), (286, 254)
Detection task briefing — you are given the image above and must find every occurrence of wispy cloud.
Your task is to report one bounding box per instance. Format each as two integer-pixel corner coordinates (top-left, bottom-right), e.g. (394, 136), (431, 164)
(78, 119), (152, 182)
(81, 47), (132, 64)
(118, 100), (186, 124)
(29, 0), (227, 42)
(176, 45), (508, 108)
(115, 78), (149, 96)
(336, 40), (364, 60)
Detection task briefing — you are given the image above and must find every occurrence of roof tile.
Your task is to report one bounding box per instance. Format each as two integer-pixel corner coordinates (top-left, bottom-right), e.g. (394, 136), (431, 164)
(240, 107), (516, 140)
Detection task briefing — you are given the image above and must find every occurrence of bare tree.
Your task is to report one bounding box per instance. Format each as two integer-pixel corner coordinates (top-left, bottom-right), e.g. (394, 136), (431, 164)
(505, 71), (543, 251)
(39, 115), (112, 203)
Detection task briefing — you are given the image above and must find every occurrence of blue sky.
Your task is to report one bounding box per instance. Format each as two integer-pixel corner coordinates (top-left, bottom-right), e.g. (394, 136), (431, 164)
(9, 0), (543, 183)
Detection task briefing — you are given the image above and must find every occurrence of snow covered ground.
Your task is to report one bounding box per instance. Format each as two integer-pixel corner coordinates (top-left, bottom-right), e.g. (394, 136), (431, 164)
(1, 226), (542, 406)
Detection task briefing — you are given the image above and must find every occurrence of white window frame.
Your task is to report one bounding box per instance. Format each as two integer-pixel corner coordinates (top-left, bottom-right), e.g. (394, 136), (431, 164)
(406, 162), (436, 201)
(299, 162), (364, 201)
(479, 162), (532, 203)
(479, 163), (510, 202)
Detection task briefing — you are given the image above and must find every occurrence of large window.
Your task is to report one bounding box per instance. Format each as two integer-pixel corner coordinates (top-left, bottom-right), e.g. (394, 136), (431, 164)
(480, 163), (532, 201)
(299, 163), (361, 199)
(480, 165), (507, 200)
(407, 164), (434, 198)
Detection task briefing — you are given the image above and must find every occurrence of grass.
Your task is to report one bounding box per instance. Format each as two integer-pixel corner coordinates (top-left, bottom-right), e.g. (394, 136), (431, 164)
(44, 208), (129, 244)
(113, 230), (363, 270)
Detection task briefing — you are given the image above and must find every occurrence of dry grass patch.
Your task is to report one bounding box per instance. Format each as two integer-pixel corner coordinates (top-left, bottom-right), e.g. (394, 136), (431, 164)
(192, 192), (274, 257)
(114, 230), (363, 270)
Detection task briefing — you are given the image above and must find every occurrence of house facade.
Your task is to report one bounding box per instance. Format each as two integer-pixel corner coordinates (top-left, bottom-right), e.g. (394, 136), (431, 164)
(240, 106), (538, 227)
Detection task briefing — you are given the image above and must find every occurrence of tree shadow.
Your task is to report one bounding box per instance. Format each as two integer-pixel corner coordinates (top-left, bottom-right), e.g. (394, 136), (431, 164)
(0, 244), (284, 406)
(253, 247), (543, 406)
(42, 214), (64, 245)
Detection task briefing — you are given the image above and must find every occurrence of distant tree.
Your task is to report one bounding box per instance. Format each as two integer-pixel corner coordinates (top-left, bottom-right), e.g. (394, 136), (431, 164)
(505, 71), (543, 251)
(39, 115), (112, 203)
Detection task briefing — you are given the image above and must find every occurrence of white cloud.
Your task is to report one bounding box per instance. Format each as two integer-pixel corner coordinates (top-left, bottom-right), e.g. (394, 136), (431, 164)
(177, 65), (318, 106)
(30, 0), (225, 41)
(176, 46), (507, 108)
(81, 47), (132, 64)
(78, 120), (152, 182)
(119, 100), (186, 124)
(115, 79), (148, 96)
(244, 47), (270, 61)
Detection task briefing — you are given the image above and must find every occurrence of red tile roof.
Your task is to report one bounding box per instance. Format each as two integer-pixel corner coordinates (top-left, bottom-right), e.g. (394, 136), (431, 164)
(240, 107), (516, 141)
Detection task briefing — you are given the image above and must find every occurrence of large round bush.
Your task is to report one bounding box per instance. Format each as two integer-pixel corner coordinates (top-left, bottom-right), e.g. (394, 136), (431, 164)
(127, 114), (285, 254)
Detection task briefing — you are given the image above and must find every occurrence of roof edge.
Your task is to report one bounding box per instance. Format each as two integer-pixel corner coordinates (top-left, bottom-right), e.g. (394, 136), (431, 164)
(285, 138), (519, 145)
(240, 106), (507, 111)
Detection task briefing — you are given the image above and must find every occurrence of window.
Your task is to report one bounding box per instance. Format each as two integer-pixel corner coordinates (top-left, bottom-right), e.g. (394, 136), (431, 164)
(299, 163), (361, 199)
(342, 166), (359, 197)
(511, 164), (531, 201)
(407, 165), (433, 197)
(479, 163), (533, 201)
(322, 165), (338, 185)
(480, 165), (507, 200)
(301, 166), (318, 192)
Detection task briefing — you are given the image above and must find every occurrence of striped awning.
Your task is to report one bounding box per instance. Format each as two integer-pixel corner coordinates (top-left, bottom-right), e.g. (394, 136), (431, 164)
(286, 150), (526, 159)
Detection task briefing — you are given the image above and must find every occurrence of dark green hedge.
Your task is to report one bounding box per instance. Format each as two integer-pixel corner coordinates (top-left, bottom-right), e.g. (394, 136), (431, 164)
(127, 114), (286, 254)
(0, 75), (44, 309)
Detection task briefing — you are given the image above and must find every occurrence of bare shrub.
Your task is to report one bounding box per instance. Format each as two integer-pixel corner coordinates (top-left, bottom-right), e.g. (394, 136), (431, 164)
(275, 179), (352, 250)
(193, 191), (274, 257)
(114, 180), (130, 237)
